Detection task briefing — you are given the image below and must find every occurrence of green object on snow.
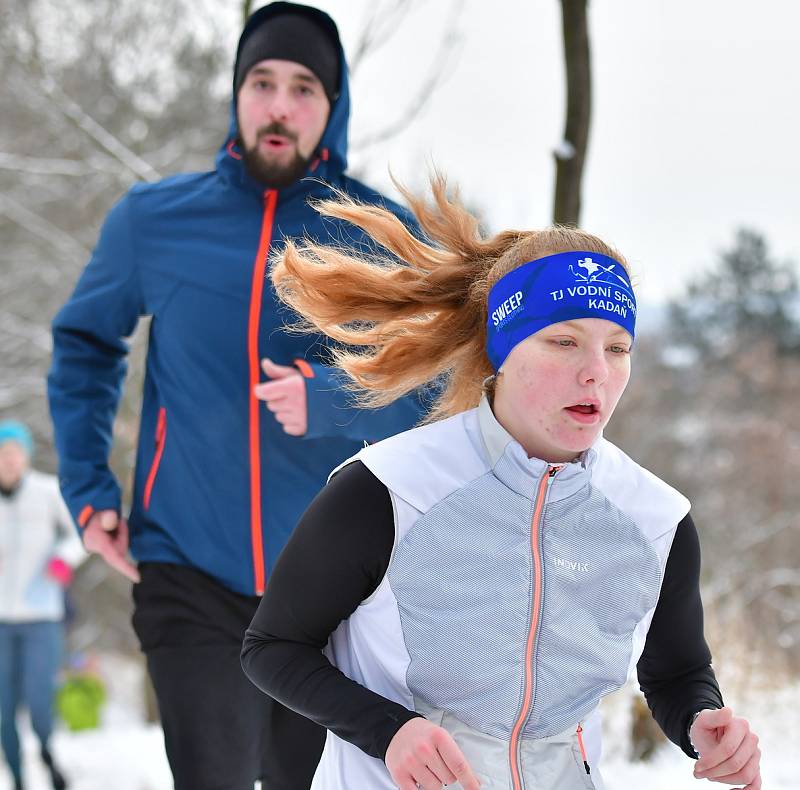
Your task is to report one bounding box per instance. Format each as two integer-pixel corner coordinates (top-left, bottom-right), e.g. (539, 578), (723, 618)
(56, 674), (106, 731)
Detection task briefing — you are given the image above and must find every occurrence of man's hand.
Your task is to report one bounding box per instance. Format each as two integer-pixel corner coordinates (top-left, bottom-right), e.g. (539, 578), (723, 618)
(385, 718), (481, 790)
(253, 358), (308, 436)
(82, 509), (140, 583)
(691, 707), (761, 789)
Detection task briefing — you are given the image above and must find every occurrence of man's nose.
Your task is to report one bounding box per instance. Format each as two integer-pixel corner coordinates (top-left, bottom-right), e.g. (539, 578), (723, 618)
(267, 88), (291, 121)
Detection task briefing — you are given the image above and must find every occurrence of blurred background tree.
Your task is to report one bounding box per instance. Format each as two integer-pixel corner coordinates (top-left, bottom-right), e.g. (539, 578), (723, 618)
(1, 0), (234, 658)
(553, 0), (591, 226)
(669, 229), (800, 360)
(608, 228), (800, 685)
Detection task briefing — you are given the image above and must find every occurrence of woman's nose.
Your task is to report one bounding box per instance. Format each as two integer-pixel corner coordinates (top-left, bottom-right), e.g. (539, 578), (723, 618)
(578, 351), (609, 386)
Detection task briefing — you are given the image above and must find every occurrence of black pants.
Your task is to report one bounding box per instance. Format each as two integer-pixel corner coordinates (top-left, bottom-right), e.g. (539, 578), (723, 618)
(132, 563), (325, 790)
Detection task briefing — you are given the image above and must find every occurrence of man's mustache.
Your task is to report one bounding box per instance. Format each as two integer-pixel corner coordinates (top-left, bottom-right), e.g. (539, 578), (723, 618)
(256, 123), (298, 143)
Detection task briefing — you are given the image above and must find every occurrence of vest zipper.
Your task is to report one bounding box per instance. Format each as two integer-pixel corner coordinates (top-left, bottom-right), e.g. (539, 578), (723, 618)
(247, 189), (278, 595)
(509, 464), (561, 790)
(576, 722), (591, 775)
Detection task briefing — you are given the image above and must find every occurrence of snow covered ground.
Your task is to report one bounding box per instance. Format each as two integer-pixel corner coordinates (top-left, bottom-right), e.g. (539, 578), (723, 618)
(600, 679), (794, 790)
(1, 656), (793, 789)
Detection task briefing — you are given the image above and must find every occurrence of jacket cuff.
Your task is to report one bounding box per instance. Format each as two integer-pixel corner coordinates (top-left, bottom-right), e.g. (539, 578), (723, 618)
(376, 710), (426, 762)
(684, 707), (720, 759)
(66, 483), (122, 533)
(293, 358), (315, 380)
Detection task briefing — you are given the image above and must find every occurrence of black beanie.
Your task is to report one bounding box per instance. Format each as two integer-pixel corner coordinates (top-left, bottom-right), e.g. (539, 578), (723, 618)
(235, 5), (340, 105)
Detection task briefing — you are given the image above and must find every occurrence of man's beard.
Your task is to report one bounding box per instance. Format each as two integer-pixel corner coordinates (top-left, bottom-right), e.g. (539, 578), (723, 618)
(239, 123), (313, 188)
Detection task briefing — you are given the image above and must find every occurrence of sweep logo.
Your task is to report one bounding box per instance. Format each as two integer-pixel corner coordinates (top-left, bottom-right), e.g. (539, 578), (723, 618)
(490, 289), (524, 327)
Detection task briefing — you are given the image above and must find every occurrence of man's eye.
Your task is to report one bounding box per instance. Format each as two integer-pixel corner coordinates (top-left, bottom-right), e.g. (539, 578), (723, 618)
(609, 345), (630, 354)
(557, 339), (576, 347)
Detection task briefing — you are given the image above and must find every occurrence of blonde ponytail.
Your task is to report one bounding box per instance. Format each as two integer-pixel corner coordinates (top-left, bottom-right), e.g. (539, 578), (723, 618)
(271, 175), (628, 421)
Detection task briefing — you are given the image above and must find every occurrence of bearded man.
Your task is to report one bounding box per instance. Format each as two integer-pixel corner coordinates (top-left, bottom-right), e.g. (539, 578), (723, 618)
(48, 4), (423, 788)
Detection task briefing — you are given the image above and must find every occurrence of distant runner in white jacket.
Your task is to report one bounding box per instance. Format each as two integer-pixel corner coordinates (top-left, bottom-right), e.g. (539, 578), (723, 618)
(0, 421), (84, 790)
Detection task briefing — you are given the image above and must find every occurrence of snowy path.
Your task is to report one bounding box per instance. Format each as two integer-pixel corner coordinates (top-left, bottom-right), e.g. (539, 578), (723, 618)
(2, 682), (792, 789)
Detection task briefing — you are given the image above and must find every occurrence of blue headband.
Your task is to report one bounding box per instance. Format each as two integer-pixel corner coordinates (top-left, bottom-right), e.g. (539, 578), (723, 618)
(486, 251), (636, 371)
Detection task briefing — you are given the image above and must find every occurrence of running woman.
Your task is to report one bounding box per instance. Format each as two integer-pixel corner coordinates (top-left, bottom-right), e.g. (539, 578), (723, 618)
(241, 177), (762, 790)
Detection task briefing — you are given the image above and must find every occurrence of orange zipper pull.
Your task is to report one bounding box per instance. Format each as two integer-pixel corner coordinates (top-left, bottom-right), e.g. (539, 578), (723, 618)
(576, 723), (590, 775)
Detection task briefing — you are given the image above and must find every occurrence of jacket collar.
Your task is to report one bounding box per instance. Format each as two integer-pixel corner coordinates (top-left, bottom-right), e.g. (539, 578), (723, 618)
(216, 138), (339, 202)
(477, 396), (597, 501)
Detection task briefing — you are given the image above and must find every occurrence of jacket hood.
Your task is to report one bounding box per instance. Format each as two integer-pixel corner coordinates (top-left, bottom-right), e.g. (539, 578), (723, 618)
(217, 1), (350, 189)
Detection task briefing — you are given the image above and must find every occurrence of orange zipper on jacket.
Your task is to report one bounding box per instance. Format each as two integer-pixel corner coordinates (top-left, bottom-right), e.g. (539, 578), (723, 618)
(247, 189), (278, 595)
(143, 407), (167, 510)
(509, 464), (560, 790)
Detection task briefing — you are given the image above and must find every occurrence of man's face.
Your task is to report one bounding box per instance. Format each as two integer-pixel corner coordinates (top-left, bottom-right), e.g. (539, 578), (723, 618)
(236, 59), (331, 187)
(0, 441), (29, 489)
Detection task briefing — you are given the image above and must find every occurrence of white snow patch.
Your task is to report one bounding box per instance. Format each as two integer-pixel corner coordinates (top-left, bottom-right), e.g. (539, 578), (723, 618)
(1, 656), (794, 789)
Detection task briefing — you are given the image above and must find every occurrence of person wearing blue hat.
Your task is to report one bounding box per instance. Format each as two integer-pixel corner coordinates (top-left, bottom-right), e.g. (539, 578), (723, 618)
(0, 422), (84, 790)
(47, 3), (425, 788)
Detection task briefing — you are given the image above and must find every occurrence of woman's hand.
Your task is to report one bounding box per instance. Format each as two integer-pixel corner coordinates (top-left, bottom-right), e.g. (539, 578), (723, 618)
(690, 707), (761, 789)
(385, 718), (481, 789)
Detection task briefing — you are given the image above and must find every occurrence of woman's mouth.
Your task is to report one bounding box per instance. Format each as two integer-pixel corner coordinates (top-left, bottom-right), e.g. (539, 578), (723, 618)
(564, 402), (601, 424)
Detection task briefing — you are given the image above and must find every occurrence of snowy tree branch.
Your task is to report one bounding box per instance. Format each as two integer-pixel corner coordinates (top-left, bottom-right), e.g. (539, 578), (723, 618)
(0, 151), (121, 177)
(40, 75), (162, 183)
(0, 193), (90, 258)
(351, 0), (464, 151)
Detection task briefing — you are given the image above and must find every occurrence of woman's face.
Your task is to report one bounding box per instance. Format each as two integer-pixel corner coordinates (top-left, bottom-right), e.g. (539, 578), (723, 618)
(492, 318), (632, 463)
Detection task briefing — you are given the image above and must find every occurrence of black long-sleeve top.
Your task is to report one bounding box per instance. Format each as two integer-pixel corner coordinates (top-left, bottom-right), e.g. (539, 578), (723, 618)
(241, 461), (723, 762)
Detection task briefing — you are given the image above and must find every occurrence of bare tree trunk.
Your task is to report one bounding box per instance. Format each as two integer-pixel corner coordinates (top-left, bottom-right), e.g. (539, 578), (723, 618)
(553, 0), (591, 226)
(242, 0), (254, 27)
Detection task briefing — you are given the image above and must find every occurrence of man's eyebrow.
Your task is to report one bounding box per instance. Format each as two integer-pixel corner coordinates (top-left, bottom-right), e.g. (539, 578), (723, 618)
(248, 66), (274, 77)
(290, 72), (323, 88)
(247, 67), (320, 86)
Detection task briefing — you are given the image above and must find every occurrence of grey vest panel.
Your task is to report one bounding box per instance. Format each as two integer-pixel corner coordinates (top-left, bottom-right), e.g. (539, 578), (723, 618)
(389, 470), (533, 737)
(532, 484), (662, 736)
(388, 466), (662, 740)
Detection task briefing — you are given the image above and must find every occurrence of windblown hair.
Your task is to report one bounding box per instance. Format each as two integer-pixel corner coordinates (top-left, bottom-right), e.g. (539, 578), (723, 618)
(271, 175), (630, 421)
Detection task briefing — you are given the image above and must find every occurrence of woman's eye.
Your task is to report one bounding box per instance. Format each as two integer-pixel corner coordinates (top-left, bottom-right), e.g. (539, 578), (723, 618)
(609, 345), (630, 354)
(557, 339), (576, 347)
